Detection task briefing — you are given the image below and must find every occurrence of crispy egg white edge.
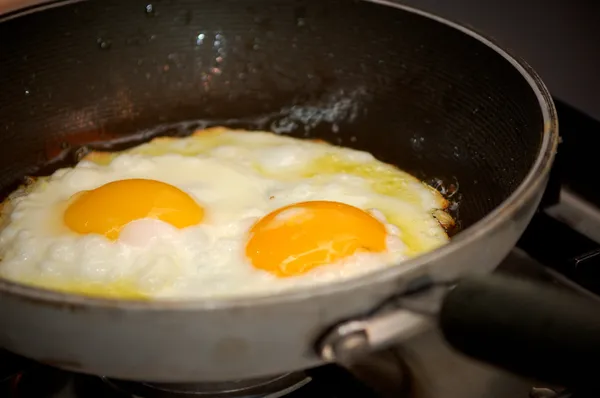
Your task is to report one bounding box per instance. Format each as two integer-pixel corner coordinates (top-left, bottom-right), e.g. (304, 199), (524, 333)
(0, 127), (455, 248)
(80, 127), (453, 226)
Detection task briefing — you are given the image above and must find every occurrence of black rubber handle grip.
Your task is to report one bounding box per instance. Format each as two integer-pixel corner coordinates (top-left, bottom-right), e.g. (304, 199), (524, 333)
(439, 274), (600, 388)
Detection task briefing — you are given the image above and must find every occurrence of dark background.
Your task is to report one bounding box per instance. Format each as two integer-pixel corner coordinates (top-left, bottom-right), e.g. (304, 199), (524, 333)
(1, 0), (598, 119)
(400, 0), (600, 120)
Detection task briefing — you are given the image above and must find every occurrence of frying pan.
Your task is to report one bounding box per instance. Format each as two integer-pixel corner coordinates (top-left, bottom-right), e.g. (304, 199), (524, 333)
(0, 0), (597, 390)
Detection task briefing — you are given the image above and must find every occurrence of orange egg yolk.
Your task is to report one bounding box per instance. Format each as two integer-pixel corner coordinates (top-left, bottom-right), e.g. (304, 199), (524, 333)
(63, 179), (204, 240)
(246, 201), (387, 277)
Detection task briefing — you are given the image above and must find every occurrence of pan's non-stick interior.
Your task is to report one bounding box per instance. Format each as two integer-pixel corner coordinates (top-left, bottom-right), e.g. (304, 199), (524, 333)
(0, 0), (543, 230)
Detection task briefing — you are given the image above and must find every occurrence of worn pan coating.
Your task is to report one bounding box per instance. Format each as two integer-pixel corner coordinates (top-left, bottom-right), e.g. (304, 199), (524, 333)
(0, 0), (557, 382)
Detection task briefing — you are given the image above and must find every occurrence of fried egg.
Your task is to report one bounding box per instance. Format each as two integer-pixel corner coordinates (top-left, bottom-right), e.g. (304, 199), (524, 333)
(0, 128), (454, 300)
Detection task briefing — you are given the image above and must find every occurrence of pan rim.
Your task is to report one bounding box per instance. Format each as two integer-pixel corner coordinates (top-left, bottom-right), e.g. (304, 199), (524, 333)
(0, 0), (559, 310)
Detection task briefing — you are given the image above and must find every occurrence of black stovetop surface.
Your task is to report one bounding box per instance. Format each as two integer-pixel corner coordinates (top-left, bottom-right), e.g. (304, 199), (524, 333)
(516, 98), (600, 297)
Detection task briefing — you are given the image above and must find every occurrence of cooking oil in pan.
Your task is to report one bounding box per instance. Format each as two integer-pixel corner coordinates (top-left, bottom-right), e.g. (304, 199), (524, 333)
(0, 114), (461, 240)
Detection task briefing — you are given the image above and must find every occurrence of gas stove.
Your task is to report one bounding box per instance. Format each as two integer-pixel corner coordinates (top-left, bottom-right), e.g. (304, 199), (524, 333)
(1, 97), (599, 398)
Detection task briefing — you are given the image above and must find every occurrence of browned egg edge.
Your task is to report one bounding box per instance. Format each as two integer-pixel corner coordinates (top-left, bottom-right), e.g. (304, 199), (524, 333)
(1, 128), (455, 240)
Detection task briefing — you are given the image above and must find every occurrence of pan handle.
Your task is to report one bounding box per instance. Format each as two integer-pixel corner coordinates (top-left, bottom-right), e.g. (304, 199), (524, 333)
(317, 273), (600, 389)
(439, 274), (600, 389)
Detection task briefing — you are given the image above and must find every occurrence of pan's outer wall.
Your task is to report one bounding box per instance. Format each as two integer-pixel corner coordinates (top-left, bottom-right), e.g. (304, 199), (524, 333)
(0, 186), (545, 381)
(0, 0), (556, 381)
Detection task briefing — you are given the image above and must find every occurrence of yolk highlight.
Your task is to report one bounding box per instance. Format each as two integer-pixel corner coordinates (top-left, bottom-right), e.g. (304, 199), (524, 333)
(64, 179), (204, 240)
(246, 201), (387, 277)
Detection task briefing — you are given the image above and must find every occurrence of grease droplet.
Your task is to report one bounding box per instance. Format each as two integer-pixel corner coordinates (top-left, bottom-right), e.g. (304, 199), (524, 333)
(410, 135), (425, 150)
(145, 4), (155, 16)
(96, 38), (112, 50)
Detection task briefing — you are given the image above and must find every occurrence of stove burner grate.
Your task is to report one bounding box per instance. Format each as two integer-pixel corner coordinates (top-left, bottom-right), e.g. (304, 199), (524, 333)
(103, 372), (312, 398)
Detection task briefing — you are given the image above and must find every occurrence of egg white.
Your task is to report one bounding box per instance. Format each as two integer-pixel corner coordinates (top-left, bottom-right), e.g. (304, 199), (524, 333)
(0, 129), (452, 300)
